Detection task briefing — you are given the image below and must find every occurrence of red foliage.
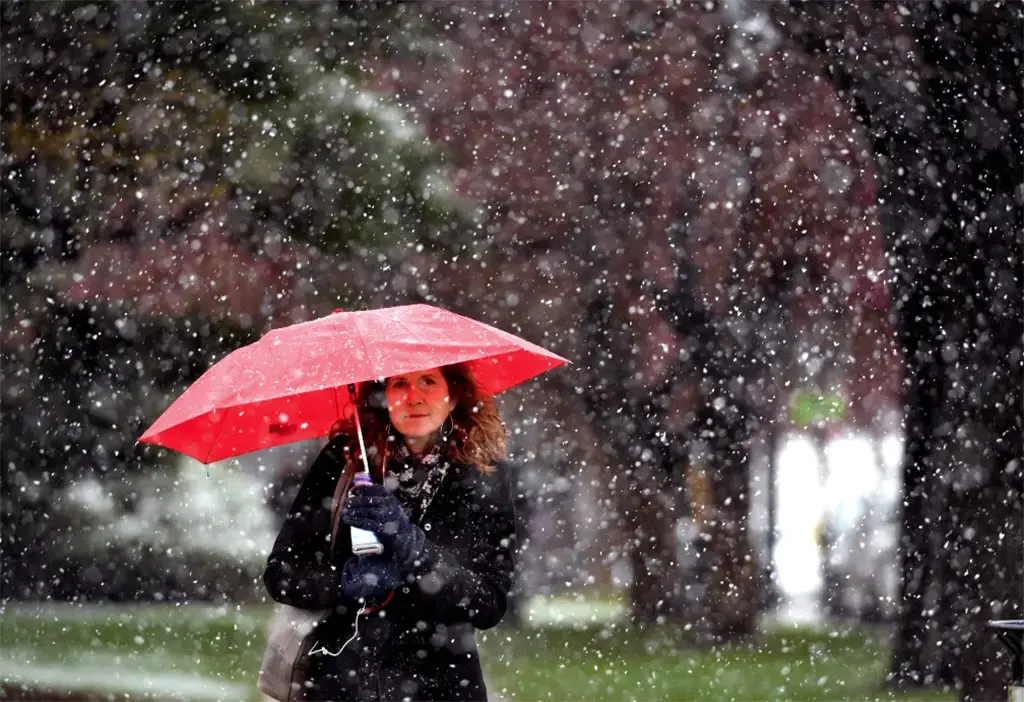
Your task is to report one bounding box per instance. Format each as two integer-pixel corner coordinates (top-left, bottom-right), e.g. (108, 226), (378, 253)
(370, 4), (900, 425)
(58, 195), (318, 329)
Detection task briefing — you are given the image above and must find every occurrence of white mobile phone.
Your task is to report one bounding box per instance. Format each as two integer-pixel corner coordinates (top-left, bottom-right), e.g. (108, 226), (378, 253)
(350, 472), (384, 556)
(351, 527), (383, 556)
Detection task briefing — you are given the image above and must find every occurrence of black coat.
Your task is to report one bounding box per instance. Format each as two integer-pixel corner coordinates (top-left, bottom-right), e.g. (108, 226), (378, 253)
(263, 436), (516, 701)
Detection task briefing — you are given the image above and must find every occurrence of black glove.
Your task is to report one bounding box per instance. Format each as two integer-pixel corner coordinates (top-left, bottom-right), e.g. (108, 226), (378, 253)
(342, 484), (426, 569)
(340, 554), (402, 603)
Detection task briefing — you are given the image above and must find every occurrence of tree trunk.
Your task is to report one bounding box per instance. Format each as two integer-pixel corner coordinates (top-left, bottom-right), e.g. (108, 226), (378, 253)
(890, 325), (945, 687)
(776, 2), (1022, 697)
(582, 293), (684, 630)
(624, 485), (681, 627)
(698, 402), (760, 641)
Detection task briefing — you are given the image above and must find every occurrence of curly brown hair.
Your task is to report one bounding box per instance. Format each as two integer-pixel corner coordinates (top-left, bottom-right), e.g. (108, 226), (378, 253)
(329, 362), (506, 474)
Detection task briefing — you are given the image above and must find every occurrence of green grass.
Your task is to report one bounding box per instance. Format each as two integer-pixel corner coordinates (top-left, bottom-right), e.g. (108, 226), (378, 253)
(0, 601), (955, 702)
(480, 623), (954, 702)
(0, 602), (271, 700)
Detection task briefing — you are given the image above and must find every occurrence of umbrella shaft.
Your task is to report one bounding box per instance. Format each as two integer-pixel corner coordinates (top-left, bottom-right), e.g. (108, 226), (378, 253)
(349, 384), (371, 474)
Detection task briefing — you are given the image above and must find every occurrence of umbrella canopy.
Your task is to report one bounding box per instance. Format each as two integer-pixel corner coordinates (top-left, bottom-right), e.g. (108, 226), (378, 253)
(139, 304), (568, 463)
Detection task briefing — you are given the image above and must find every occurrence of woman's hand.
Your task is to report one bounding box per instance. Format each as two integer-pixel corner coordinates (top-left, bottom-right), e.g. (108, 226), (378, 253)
(342, 484), (425, 568)
(340, 554), (401, 603)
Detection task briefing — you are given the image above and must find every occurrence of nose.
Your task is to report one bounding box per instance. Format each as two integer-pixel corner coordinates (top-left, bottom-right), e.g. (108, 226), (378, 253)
(406, 386), (424, 404)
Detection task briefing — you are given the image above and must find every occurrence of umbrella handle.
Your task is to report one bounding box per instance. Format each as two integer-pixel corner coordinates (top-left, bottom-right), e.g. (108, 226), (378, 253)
(347, 383), (385, 557)
(348, 383), (372, 474)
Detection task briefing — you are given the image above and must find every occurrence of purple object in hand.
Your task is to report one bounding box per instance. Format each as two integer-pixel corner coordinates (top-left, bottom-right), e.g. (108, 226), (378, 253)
(350, 472), (383, 555)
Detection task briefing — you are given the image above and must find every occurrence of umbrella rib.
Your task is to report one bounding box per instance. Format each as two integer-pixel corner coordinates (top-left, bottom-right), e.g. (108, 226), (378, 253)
(393, 318), (424, 361)
(355, 314), (379, 379)
(203, 406), (233, 465)
(396, 315), (477, 364)
(393, 315), (516, 371)
(394, 315), (473, 369)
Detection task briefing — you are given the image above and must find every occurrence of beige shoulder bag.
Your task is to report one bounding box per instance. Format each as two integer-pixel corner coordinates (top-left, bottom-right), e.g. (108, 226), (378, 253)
(257, 467), (354, 702)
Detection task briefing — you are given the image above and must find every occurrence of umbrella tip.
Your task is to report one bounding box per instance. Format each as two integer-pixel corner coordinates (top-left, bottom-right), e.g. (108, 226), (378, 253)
(333, 308), (344, 314)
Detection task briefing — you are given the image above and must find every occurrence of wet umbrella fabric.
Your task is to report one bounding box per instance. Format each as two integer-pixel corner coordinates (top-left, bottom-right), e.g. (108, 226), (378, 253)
(139, 304), (567, 463)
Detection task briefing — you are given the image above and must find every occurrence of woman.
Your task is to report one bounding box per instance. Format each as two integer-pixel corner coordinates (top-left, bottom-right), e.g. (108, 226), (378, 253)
(263, 363), (516, 701)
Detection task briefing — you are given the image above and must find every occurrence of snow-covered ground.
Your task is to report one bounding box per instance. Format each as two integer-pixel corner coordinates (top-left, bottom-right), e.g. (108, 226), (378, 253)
(0, 657), (248, 701)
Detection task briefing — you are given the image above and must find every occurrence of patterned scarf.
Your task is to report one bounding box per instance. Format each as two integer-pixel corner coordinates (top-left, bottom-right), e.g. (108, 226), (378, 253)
(384, 432), (451, 524)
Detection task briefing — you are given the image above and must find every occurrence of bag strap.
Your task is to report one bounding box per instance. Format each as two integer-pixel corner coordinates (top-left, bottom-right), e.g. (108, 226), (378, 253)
(329, 463), (356, 557)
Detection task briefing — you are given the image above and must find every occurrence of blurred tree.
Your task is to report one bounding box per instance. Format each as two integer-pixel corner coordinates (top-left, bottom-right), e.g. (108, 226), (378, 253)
(778, 1), (1023, 699)
(2, 1), (461, 322)
(365, 2), (897, 640)
(0, 295), (256, 599)
(0, 1), (461, 599)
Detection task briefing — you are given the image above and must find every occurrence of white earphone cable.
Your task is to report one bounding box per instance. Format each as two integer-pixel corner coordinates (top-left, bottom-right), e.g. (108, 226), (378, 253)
(309, 604), (367, 658)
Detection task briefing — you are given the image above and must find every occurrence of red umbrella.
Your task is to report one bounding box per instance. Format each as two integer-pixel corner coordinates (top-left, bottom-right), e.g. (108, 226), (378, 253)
(139, 304), (568, 464)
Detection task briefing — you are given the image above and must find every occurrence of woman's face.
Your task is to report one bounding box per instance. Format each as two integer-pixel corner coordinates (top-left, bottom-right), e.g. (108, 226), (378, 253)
(384, 368), (455, 445)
